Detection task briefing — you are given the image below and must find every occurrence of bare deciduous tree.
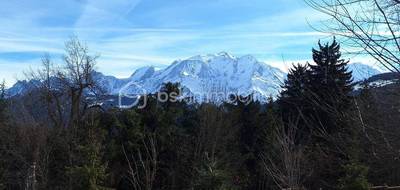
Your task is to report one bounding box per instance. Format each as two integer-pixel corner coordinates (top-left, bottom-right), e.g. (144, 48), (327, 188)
(59, 37), (100, 127)
(122, 134), (158, 190)
(306, 0), (400, 73)
(27, 37), (100, 128)
(22, 37), (101, 189)
(262, 122), (309, 190)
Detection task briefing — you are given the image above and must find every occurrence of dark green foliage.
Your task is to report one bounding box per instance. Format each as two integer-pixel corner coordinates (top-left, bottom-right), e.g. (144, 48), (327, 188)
(278, 39), (364, 189)
(305, 40), (359, 189)
(338, 162), (369, 190)
(356, 83), (400, 186)
(280, 38), (355, 136)
(279, 64), (312, 144)
(0, 81), (11, 188)
(192, 154), (231, 190)
(280, 63), (309, 112)
(226, 98), (269, 189)
(67, 111), (108, 190)
(307, 39), (354, 135)
(2, 41), (400, 190)
(0, 81), (7, 123)
(310, 39), (353, 98)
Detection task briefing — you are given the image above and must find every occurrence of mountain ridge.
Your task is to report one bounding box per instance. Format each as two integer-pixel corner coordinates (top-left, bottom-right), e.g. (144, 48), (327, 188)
(6, 53), (381, 103)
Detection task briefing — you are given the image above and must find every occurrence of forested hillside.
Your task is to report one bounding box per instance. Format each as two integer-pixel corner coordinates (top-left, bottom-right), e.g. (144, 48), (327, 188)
(0, 37), (399, 190)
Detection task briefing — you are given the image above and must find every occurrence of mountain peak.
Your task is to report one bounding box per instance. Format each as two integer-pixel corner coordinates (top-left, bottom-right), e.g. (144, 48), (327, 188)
(6, 52), (382, 103)
(187, 52), (236, 63)
(347, 63), (381, 81)
(129, 66), (155, 81)
(216, 51), (235, 59)
(238, 54), (258, 63)
(187, 54), (216, 62)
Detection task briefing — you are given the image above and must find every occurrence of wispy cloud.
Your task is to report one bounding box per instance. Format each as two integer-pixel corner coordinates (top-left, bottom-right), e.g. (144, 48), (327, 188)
(0, 58), (43, 87)
(0, 0), (363, 87)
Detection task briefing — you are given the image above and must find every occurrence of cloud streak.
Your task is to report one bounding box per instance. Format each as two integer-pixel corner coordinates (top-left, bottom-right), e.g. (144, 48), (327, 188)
(0, 0), (348, 87)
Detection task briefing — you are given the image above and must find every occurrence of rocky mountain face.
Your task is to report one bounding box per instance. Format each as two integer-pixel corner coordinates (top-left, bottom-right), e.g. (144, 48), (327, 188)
(6, 52), (383, 103)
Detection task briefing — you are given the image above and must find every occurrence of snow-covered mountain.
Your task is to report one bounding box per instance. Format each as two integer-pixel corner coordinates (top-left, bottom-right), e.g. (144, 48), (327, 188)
(6, 79), (41, 96)
(353, 72), (400, 91)
(110, 52), (286, 102)
(347, 63), (381, 82)
(6, 52), (382, 103)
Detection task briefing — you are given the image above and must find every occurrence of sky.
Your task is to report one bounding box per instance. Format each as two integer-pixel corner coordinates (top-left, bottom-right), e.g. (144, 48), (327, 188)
(0, 0), (374, 87)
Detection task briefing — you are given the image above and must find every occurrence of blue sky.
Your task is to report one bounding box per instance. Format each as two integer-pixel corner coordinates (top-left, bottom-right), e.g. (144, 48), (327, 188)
(0, 0), (371, 87)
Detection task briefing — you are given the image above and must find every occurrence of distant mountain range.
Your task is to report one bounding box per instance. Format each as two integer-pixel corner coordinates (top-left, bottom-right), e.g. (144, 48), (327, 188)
(6, 52), (383, 102)
(347, 63), (381, 81)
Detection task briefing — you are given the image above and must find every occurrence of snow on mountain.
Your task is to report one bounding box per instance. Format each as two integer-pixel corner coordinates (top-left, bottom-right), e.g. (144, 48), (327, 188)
(347, 63), (381, 81)
(129, 66), (156, 81)
(115, 52), (286, 102)
(5, 80), (41, 97)
(6, 52), (382, 103)
(353, 72), (400, 91)
(92, 71), (128, 94)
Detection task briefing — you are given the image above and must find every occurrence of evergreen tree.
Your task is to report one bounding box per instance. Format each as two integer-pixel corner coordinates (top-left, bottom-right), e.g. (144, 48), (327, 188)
(305, 39), (359, 189)
(0, 81), (6, 123)
(278, 39), (360, 188)
(0, 81), (7, 189)
(280, 63), (309, 109)
(279, 39), (353, 133)
(338, 162), (369, 190)
(299, 38), (355, 137)
(308, 38), (353, 114)
(67, 111), (108, 190)
(223, 96), (267, 189)
(279, 64), (312, 143)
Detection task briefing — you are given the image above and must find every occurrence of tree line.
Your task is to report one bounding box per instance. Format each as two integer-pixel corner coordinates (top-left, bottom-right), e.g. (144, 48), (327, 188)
(0, 37), (400, 190)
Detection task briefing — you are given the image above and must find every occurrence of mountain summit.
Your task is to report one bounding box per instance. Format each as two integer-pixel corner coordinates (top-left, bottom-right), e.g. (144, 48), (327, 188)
(7, 53), (381, 103)
(116, 53), (286, 102)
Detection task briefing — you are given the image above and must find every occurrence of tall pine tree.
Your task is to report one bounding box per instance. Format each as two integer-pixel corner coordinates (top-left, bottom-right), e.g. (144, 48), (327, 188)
(0, 81), (6, 188)
(279, 63), (312, 144)
(306, 38), (353, 135)
(278, 38), (359, 188)
(308, 38), (353, 113)
(306, 38), (358, 189)
(0, 81), (6, 122)
(280, 63), (310, 120)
